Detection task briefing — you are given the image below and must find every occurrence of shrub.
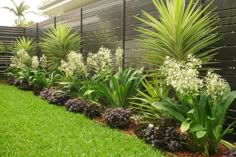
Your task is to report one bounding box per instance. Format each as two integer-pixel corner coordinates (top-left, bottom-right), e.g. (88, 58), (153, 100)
(40, 87), (55, 99)
(135, 0), (220, 68)
(84, 104), (101, 119)
(30, 70), (60, 95)
(135, 119), (182, 152)
(17, 80), (32, 90)
(41, 24), (81, 70)
(47, 92), (70, 106)
(94, 68), (144, 108)
(58, 51), (86, 78)
(154, 56), (236, 156)
(32, 84), (44, 95)
(7, 76), (15, 85)
(132, 77), (169, 124)
(10, 49), (31, 69)
(64, 98), (88, 113)
(12, 37), (37, 56)
(16, 67), (34, 89)
(103, 108), (132, 129)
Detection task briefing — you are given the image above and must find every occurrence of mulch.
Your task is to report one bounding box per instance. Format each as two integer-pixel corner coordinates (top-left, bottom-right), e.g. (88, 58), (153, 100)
(168, 144), (230, 157)
(94, 116), (234, 157)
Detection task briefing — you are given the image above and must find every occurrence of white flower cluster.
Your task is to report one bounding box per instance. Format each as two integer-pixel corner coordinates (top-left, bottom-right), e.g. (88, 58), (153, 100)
(58, 51), (86, 77)
(115, 47), (123, 69)
(161, 55), (203, 96)
(31, 56), (39, 69)
(40, 55), (47, 69)
(205, 71), (230, 100)
(161, 55), (230, 99)
(10, 49), (31, 69)
(87, 46), (112, 73)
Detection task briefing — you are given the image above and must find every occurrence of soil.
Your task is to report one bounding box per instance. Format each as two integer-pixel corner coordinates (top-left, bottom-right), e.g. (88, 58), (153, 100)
(122, 122), (136, 136)
(167, 144), (230, 157)
(95, 116), (105, 124)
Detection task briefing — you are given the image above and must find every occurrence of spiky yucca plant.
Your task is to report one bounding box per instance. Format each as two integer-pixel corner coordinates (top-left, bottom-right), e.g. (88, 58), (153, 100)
(136, 0), (220, 68)
(12, 37), (37, 55)
(40, 24), (81, 70)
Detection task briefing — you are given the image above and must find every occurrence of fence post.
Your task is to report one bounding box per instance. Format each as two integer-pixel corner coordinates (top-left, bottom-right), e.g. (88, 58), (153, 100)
(36, 23), (40, 57)
(121, 0), (126, 68)
(54, 16), (57, 28)
(80, 8), (83, 53)
(23, 27), (26, 37)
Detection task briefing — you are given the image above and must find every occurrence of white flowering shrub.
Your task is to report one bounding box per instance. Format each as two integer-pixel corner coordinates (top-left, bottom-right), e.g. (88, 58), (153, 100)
(115, 47), (123, 69)
(158, 55), (236, 155)
(161, 55), (203, 96)
(86, 46), (124, 76)
(87, 46), (112, 74)
(10, 49), (31, 69)
(205, 71), (230, 100)
(40, 55), (47, 69)
(58, 51), (86, 77)
(161, 55), (230, 99)
(31, 56), (39, 69)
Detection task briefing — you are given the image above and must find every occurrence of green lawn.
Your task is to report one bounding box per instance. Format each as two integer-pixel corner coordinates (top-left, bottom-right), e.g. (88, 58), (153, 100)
(0, 85), (165, 157)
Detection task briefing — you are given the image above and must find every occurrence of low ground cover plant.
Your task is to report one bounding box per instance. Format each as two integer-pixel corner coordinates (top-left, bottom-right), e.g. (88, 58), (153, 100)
(103, 108), (132, 129)
(135, 119), (183, 152)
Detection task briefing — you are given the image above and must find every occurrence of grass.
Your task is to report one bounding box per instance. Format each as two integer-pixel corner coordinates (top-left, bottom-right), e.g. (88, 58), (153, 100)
(0, 85), (165, 157)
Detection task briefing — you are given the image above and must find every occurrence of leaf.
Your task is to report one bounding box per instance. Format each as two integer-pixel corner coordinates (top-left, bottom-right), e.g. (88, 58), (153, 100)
(84, 90), (94, 96)
(220, 140), (236, 150)
(189, 124), (205, 133)
(196, 130), (207, 139)
(181, 120), (190, 132)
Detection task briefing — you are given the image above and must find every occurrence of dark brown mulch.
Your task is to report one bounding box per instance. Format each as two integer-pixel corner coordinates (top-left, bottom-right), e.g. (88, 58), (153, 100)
(122, 122), (136, 136)
(167, 144), (230, 157)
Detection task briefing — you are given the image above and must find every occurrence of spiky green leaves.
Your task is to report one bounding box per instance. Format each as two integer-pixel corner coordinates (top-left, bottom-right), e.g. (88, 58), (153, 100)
(136, 0), (220, 68)
(12, 37), (37, 56)
(40, 24), (81, 71)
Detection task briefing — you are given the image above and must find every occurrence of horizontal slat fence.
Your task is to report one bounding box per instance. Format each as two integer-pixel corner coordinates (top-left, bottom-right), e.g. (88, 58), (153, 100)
(204, 0), (236, 138)
(0, 26), (25, 79)
(23, 0), (236, 139)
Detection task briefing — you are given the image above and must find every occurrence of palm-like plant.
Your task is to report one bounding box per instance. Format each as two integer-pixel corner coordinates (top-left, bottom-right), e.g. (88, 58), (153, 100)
(12, 37), (37, 56)
(135, 0), (220, 68)
(40, 25), (81, 71)
(2, 0), (34, 26)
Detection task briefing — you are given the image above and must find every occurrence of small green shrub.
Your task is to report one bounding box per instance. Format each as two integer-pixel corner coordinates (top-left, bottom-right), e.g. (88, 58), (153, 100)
(12, 37), (37, 55)
(94, 68), (144, 108)
(41, 24), (81, 70)
(132, 77), (169, 124)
